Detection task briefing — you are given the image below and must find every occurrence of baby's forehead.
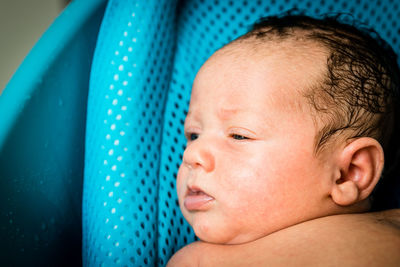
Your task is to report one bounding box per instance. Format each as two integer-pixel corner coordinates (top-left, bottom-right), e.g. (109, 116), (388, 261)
(203, 38), (328, 96)
(221, 35), (328, 63)
(192, 41), (328, 116)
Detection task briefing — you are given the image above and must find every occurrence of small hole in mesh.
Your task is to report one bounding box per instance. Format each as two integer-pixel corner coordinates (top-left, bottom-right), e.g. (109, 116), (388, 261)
(136, 248), (142, 256)
(370, 8), (376, 16)
(362, 2), (368, 10)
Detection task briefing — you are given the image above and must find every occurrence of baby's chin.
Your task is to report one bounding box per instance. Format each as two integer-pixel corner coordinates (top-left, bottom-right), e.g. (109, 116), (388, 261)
(194, 227), (263, 245)
(198, 234), (259, 245)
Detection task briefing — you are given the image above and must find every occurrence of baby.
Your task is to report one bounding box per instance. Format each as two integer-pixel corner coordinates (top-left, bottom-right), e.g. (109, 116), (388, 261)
(169, 14), (400, 265)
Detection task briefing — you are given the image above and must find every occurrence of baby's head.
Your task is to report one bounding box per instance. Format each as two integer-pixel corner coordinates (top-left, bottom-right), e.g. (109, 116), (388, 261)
(176, 14), (400, 245)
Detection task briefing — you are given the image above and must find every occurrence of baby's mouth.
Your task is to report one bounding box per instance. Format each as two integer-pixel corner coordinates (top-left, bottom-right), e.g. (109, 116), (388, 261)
(184, 187), (214, 211)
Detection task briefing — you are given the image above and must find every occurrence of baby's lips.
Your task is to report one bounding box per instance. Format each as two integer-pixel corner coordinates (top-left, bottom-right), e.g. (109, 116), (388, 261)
(184, 188), (214, 211)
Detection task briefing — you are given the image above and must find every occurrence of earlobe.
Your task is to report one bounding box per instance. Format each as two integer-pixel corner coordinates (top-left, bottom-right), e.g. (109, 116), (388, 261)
(331, 179), (359, 206)
(330, 137), (384, 207)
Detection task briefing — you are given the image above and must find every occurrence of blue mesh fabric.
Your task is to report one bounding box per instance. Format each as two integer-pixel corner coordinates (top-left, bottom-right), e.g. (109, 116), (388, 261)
(84, 0), (400, 266)
(83, 0), (177, 266)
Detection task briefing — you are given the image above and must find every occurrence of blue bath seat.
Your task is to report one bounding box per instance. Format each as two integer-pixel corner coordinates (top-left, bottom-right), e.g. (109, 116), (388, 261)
(1, 0), (399, 266)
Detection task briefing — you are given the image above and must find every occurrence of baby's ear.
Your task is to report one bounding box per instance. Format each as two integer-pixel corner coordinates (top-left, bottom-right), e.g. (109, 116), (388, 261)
(330, 137), (384, 207)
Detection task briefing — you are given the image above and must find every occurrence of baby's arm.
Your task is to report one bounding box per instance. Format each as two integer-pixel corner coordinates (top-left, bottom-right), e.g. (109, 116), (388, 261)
(168, 209), (400, 266)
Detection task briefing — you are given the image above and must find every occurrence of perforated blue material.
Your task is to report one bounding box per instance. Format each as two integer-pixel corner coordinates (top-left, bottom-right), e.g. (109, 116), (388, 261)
(84, 0), (400, 266)
(84, 1), (177, 266)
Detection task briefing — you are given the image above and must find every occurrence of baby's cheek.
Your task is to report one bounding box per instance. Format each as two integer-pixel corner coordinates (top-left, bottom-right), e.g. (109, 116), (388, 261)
(176, 167), (186, 202)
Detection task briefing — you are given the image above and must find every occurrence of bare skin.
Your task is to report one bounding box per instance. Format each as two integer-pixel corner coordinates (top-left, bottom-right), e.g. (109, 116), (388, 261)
(168, 209), (400, 266)
(170, 28), (400, 266)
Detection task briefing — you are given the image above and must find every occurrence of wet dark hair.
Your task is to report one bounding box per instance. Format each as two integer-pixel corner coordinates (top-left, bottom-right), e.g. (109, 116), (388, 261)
(238, 12), (400, 210)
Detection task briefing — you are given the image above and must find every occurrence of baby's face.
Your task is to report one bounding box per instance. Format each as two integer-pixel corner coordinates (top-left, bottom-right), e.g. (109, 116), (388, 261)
(177, 44), (334, 244)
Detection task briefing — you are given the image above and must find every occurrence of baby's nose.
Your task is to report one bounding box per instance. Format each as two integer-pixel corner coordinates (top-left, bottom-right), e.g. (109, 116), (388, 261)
(182, 139), (215, 172)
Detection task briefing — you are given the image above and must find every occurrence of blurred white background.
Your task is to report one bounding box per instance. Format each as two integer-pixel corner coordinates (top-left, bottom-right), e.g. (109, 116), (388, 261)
(0, 0), (70, 93)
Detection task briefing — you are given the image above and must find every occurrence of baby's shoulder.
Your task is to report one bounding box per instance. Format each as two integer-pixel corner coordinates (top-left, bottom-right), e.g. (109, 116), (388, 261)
(312, 209), (400, 236)
(167, 210), (400, 266)
(282, 209), (400, 246)
(371, 208), (400, 229)
(273, 209), (400, 266)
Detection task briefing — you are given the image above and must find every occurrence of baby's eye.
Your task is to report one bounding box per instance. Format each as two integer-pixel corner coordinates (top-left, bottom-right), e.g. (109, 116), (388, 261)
(187, 133), (199, 141)
(230, 134), (250, 140)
